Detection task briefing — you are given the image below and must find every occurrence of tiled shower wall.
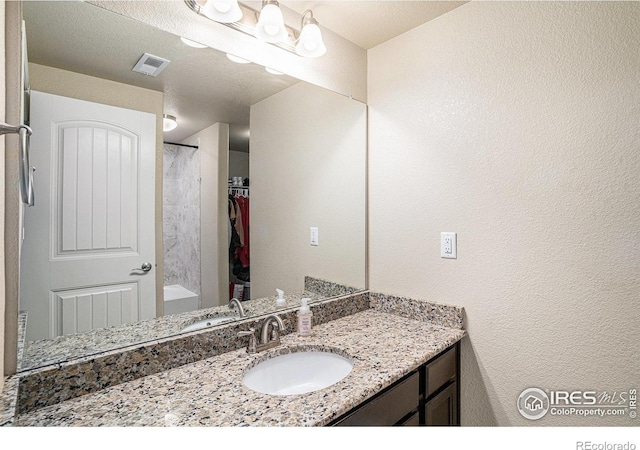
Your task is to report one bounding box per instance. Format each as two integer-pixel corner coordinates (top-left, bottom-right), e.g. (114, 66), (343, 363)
(163, 144), (201, 298)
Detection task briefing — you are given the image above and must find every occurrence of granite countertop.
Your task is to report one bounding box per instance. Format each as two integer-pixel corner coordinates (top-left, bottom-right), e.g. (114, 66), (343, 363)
(19, 289), (329, 371)
(14, 309), (465, 427)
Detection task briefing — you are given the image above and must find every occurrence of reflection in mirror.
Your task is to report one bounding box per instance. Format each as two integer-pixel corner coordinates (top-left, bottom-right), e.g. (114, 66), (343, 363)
(18, 1), (366, 372)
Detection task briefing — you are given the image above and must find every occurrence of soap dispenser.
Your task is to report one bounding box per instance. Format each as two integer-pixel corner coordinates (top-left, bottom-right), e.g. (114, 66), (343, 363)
(276, 289), (286, 307)
(297, 298), (313, 337)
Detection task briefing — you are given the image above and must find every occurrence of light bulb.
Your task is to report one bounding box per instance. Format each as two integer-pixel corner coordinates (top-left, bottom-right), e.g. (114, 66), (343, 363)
(213, 1), (230, 13)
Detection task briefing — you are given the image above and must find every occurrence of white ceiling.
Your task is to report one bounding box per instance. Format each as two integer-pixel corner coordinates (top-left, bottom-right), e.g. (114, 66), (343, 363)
(283, 1), (467, 49)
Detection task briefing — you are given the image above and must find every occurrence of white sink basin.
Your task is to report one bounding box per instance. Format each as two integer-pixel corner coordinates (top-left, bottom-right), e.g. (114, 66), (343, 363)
(243, 349), (353, 395)
(181, 316), (240, 332)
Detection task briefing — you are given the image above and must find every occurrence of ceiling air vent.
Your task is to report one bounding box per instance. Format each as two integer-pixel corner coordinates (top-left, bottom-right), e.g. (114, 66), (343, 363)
(132, 53), (170, 77)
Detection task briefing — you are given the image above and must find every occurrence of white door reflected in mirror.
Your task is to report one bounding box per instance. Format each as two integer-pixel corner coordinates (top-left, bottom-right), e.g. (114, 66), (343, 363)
(20, 91), (157, 341)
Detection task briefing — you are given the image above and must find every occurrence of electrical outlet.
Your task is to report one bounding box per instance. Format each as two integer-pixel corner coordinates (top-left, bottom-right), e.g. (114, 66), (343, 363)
(441, 232), (457, 259)
(310, 227), (319, 246)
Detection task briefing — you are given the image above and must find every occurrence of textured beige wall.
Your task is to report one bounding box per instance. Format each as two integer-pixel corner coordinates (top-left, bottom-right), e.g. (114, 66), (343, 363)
(0, 0), (5, 389)
(250, 82), (367, 300)
(27, 63), (165, 315)
(181, 123), (229, 308)
(368, 2), (640, 426)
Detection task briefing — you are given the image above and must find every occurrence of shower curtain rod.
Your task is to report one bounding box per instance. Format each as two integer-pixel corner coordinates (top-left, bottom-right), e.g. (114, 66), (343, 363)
(163, 141), (199, 149)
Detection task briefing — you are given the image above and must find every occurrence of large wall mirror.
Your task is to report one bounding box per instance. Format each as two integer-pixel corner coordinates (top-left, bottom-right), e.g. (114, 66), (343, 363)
(18, 1), (366, 371)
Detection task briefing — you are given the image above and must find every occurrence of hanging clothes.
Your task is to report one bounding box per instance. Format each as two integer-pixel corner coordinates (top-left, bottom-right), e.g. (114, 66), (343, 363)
(230, 195), (244, 246)
(228, 195), (242, 261)
(234, 195), (250, 269)
(228, 189), (250, 283)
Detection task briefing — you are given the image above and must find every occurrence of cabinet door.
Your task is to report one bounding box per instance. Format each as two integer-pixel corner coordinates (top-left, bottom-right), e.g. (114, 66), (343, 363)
(399, 411), (420, 426)
(333, 372), (419, 426)
(425, 345), (457, 397)
(425, 382), (458, 426)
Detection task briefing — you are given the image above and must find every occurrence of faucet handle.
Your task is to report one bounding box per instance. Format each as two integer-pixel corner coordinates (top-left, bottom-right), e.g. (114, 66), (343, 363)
(270, 326), (280, 341)
(237, 328), (257, 353)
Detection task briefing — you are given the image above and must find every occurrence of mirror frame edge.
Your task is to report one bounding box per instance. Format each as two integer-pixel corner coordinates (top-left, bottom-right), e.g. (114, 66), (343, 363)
(7, 1), (371, 375)
(4, 0), (25, 378)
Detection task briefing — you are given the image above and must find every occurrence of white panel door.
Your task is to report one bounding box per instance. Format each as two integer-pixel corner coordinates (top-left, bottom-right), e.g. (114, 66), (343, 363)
(21, 91), (156, 341)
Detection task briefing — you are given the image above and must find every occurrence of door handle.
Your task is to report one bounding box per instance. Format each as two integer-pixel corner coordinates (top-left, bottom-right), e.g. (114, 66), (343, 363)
(131, 262), (153, 272)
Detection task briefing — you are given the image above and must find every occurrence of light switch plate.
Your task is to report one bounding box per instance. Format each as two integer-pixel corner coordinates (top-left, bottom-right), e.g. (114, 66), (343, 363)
(441, 232), (457, 259)
(310, 227), (319, 246)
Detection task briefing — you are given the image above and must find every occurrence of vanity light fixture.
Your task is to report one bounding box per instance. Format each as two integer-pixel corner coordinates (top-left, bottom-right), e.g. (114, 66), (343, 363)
(295, 10), (326, 58)
(163, 114), (178, 132)
(254, 0), (288, 43)
(185, 0), (326, 57)
(201, 0), (243, 23)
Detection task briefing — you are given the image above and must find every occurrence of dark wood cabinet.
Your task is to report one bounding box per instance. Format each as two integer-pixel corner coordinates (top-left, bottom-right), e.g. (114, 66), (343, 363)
(330, 341), (460, 426)
(425, 381), (458, 426)
(399, 411), (420, 426)
(330, 371), (419, 426)
(423, 343), (460, 426)
(425, 344), (457, 397)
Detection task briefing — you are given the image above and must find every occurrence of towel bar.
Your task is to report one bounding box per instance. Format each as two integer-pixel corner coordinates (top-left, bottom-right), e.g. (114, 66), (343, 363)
(0, 122), (34, 206)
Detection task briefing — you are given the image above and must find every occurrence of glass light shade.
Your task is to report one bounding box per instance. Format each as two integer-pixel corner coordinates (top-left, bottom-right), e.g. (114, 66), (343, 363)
(202, 0), (242, 23)
(226, 54), (251, 64)
(295, 22), (326, 57)
(163, 114), (178, 132)
(254, 3), (288, 43)
(180, 37), (207, 49)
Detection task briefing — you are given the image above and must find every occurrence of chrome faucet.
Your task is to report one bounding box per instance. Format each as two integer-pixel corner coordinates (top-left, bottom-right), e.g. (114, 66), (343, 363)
(258, 314), (285, 351)
(229, 297), (246, 317)
(237, 314), (285, 353)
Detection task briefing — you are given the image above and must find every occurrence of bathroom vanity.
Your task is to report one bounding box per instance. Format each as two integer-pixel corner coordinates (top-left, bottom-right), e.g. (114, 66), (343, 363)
(3, 292), (464, 427)
(0, 292), (465, 426)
